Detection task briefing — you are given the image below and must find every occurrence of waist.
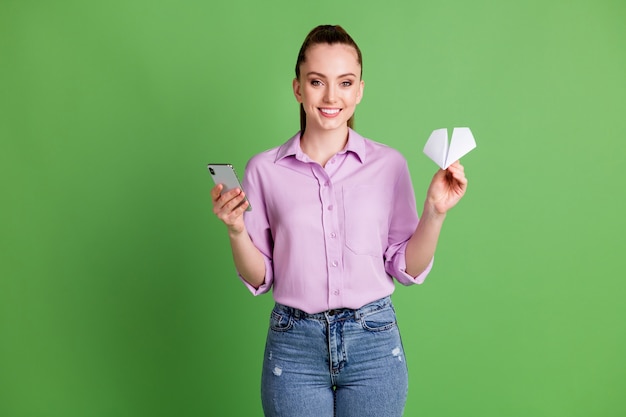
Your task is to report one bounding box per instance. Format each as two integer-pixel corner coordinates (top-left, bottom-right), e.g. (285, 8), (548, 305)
(273, 296), (392, 320)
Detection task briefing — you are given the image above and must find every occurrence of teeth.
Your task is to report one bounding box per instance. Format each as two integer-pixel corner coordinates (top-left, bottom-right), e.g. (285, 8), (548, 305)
(320, 108), (340, 115)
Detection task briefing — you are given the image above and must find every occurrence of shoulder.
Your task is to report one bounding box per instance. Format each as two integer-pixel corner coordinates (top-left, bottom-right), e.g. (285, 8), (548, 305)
(245, 132), (299, 172)
(356, 132), (408, 168)
(245, 146), (279, 170)
(243, 134), (300, 185)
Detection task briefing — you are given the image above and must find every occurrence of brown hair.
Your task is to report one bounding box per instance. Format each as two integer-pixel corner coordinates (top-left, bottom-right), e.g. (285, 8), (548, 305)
(295, 25), (363, 133)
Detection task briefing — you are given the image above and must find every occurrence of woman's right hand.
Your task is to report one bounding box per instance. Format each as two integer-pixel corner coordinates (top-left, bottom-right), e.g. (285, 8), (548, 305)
(211, 184), (250, 235)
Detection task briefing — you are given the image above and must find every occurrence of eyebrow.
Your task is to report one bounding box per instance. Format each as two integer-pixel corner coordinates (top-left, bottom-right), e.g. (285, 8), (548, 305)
(306, 71), (358, 78)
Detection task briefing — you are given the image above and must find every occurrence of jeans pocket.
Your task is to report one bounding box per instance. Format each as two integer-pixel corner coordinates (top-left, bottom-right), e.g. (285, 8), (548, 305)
(269, 310), (294, 332)
(360, 307), (397, 332)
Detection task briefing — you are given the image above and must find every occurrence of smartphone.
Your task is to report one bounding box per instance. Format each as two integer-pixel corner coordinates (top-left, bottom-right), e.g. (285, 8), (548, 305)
(207, 163), (251, 211)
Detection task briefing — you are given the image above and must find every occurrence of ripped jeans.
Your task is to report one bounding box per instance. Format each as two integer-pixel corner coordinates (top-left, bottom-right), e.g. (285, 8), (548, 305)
(261, 296), (409, 417)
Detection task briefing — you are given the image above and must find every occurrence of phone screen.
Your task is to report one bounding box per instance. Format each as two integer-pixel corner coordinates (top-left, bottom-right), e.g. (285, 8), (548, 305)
(207, 164), (251, 211)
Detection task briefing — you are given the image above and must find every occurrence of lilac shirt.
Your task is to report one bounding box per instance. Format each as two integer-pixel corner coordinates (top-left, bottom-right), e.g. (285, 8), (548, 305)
(239, 129), (432, 314)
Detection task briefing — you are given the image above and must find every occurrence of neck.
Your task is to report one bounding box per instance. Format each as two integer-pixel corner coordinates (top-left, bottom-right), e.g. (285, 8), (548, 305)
(300, 126), (349, 167)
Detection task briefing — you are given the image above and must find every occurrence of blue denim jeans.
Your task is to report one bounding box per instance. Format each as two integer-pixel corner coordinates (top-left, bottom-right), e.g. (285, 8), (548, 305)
(261, 296), (408, 417)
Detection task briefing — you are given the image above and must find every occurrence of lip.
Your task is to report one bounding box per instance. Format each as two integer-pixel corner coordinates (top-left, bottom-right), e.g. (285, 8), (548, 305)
(318, 108), (342, 118)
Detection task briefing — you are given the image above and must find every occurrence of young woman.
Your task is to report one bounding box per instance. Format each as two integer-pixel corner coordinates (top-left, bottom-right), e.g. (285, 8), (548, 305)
(211, 25), (468, 417)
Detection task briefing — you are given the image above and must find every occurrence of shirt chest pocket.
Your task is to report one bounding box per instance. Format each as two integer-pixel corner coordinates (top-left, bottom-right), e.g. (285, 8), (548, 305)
(342, 185), (387, 257)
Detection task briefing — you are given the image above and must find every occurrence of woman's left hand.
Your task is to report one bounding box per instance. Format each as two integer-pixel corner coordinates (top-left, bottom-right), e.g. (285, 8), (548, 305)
(426, 160), (468, 215)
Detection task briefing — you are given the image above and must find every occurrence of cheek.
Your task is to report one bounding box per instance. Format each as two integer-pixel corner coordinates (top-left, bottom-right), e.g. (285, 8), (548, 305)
(301, 86), (318, 101)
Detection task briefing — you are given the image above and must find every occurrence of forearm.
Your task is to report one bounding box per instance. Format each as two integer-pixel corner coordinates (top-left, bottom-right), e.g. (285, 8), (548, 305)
(404, 203), (446, 277)
(228, 229), (266, 289)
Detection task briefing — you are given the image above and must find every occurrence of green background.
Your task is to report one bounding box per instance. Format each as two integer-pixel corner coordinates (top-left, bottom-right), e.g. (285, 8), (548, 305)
(1, 0), (625, 416)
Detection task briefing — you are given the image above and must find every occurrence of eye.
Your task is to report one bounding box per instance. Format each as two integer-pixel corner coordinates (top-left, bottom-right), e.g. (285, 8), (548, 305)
(341, 81), (353, 87)
(310, 80), (323, 86)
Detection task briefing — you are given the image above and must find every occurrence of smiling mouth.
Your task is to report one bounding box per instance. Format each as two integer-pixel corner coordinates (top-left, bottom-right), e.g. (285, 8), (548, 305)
(319, 108), (341, 116)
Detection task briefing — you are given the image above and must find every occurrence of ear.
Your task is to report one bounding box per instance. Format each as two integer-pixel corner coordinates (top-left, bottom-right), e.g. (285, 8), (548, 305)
(356, 79), (364, 104)
(293, 78), (303, 103)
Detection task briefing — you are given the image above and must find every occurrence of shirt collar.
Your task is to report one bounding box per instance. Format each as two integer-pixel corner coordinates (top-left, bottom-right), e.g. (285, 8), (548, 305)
(275, 128), (366, 164)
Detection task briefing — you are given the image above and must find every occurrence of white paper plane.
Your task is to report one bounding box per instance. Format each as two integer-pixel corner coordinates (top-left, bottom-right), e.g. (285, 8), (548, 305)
(423, 127), (476, 169)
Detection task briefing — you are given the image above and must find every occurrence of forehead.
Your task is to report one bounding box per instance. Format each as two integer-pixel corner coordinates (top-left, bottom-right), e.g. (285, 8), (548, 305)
(301, 43), (361, 76)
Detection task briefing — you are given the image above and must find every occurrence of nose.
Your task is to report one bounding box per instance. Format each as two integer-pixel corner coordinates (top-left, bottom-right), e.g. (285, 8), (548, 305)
(324, 85), (337, 103)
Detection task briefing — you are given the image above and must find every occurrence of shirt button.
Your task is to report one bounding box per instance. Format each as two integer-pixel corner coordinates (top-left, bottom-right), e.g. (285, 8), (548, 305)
(327, 205), (334, 211)
(333, 290), (340, 295)
(331, 261), (338, 267)
(330, 232), (336, 238)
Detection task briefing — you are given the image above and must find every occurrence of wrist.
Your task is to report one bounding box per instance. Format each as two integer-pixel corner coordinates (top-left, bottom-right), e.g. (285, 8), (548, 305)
(421, 202), (447, 223)
(227, 225), (247, 240)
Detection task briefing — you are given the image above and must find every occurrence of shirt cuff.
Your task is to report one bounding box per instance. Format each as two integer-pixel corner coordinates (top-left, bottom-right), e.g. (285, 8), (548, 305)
(393, 254), (434, 285)
(238, 255), (273, 295)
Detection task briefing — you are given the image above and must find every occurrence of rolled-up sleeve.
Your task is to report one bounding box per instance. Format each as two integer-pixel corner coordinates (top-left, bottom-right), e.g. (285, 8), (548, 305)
(389, 246), (433, 285)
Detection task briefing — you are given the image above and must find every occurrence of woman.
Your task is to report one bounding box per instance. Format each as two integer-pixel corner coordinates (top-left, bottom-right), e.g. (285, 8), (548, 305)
(211, 24), (467, 417)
